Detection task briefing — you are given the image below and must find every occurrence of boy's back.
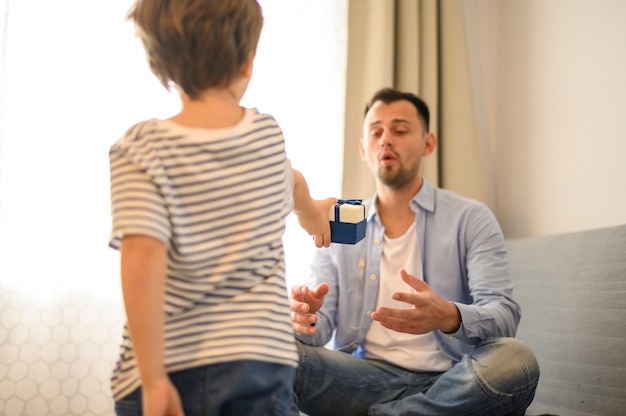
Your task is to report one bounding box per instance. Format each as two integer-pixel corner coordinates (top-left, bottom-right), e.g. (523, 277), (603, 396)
(109, 108), (298, 400)
(108, 1), (333, 414)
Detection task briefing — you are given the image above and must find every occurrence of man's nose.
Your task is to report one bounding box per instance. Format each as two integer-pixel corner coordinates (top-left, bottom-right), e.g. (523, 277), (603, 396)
(379, 130), (393, 147)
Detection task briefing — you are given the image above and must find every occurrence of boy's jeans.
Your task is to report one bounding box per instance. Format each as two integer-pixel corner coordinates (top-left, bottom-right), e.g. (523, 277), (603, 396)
(115, 360), (294, 416)
(293, 337), (539, 416)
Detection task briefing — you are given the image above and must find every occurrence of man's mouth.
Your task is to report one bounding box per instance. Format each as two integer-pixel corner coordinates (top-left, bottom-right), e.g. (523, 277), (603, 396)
(379, 151), (397, 165)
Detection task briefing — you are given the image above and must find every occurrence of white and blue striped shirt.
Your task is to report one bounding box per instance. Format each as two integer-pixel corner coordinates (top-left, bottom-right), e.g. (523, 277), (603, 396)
(108, 108), (297, 400)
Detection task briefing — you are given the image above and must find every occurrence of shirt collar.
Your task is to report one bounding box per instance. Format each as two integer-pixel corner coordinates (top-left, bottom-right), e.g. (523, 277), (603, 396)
(412, 177), (436, 213)
(367, 177), (436, 222)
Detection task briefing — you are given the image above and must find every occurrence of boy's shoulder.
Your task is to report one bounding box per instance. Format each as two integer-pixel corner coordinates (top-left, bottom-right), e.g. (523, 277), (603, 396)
(110, 118), (158, 148)
(110, 108), (282, 153)
(123, 118), (164, 142)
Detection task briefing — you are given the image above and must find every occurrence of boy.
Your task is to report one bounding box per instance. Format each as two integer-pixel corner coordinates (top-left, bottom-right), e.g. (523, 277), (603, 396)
(108, 1), (335, 415)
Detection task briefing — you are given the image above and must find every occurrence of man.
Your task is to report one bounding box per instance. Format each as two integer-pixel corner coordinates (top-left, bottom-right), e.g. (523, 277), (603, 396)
(290, 88), (539, 416)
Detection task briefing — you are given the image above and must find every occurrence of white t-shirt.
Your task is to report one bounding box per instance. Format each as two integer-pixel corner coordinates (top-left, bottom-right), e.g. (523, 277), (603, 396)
(363, 222), (454, 372)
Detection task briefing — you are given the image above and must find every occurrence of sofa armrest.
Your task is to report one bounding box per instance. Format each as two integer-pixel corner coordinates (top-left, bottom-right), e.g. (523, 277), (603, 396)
(507, 224), (626, 416)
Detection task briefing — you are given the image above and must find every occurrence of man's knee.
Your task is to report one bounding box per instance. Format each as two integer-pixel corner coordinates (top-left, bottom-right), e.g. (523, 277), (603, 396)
(470, 337), (540, 394)
(294, 339), (316, 367)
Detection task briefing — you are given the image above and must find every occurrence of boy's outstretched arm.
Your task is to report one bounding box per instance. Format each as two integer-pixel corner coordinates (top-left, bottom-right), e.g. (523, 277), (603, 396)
(292, 168), (336, 248)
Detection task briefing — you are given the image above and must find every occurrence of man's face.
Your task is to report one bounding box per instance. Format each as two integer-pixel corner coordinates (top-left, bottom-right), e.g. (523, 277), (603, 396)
(360, 99), (432, 189)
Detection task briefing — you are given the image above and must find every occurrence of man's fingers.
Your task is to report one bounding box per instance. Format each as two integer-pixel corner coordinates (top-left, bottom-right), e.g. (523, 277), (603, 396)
(290, 284), (309, 299)
(399, 268), (429, 292)
(373, 305), (415, 319)
(291, 308), (317, 334)
(313, 282), (329, 297)
(293, 322), (317, 335)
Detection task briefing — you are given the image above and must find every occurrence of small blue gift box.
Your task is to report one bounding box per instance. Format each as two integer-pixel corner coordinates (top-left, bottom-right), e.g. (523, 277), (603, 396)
(329, 199), (368, 244)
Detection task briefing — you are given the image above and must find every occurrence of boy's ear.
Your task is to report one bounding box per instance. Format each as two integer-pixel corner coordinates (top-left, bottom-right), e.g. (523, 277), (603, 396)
(241, 53), (254, 79)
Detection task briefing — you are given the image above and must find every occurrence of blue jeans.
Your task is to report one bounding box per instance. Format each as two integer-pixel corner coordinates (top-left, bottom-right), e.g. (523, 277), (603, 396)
(292, 337), (539, 416)
(115, 360), (295, 416)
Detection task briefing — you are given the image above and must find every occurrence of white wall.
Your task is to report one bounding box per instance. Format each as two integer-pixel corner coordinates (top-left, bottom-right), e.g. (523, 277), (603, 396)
(494, 0), (626, 238)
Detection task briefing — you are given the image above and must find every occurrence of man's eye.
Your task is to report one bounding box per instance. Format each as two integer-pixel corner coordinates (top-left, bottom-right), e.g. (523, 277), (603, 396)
(369, 130), (382, 138)
(395, 130), (408, 135)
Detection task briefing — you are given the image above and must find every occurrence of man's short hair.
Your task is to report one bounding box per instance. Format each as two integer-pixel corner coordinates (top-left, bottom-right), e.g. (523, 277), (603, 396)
(365, 88), (430, 132)
(128, 0), (263, 99)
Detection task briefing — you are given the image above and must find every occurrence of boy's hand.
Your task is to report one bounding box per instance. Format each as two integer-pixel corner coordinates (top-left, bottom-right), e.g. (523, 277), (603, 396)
(296, 197), (337, 248)
(142, 376), (184, 416)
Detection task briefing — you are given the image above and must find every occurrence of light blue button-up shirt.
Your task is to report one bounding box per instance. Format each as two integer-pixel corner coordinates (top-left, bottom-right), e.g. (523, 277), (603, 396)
(295, 178), (521, 363)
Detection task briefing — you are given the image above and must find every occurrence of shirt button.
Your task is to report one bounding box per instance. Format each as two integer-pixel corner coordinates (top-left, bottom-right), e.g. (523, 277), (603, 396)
(366, 310), (372, 317)
(369, 274), (377, 280)
(375, 238), (381, 245)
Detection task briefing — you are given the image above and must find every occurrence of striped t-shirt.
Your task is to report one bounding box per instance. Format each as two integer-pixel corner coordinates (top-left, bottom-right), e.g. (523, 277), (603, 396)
(108, 108), (298, 400)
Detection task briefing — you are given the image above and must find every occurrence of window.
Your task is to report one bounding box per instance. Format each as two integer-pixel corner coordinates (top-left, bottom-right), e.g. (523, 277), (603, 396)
(0, 1), (346, 414)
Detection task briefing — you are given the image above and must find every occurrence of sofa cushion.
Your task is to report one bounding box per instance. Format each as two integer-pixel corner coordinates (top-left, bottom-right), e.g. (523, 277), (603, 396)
(506, 224), (626, 416)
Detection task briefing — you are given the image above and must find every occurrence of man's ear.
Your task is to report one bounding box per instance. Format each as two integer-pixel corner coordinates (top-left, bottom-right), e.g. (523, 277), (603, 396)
(359, 138), (366, 160)
(422, 133), (437, 156)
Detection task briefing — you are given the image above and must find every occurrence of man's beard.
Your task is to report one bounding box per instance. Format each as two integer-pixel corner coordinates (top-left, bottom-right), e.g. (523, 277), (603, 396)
(378, 162), (420, 189)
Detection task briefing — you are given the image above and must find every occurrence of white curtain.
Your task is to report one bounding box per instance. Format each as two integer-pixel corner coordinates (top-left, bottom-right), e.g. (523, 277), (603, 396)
(341, 0), (495, 211)
(0, 1), (346, 414)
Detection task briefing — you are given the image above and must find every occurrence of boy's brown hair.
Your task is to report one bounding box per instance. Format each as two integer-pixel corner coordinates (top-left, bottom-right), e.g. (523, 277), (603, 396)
(127, 0), (263, 99)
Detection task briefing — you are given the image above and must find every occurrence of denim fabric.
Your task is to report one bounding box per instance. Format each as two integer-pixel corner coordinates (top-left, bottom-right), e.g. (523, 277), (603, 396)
(116, 360), (294, 416)
(292, 338), (539, 416)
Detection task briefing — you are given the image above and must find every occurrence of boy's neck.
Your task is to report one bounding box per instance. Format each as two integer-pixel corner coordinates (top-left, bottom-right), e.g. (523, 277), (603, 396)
(169, 87), (246, 129)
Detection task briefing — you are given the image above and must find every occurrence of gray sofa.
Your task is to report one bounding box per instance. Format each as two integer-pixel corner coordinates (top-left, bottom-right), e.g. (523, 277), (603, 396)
(506, 224), (626, 416)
